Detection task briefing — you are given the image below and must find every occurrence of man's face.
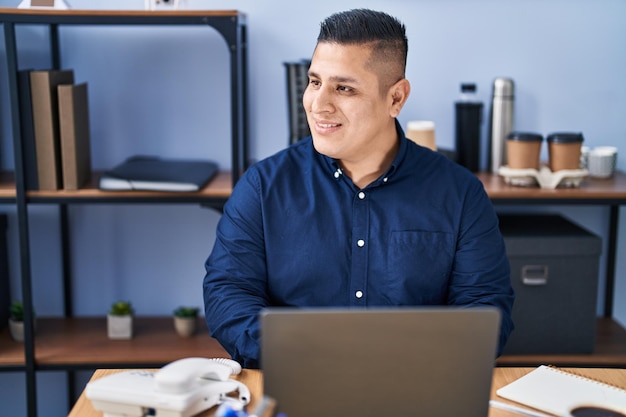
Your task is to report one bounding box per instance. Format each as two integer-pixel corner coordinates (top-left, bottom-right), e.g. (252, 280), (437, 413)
(303, 42), (398, 165)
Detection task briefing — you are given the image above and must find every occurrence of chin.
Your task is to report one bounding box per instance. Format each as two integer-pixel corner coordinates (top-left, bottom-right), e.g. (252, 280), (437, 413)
(311, 136), (339, 159)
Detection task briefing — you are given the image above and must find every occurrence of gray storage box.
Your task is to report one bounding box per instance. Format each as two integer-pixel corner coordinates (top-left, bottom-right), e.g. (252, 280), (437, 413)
(499, 214), (601, 355)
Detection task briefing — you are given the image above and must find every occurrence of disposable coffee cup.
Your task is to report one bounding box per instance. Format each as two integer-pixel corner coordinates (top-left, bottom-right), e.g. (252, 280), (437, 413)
(588, 146), (618, 178)
(406, 120), (437, 151)
(547, 132), (584, 172)
(506, 132), (543, 169)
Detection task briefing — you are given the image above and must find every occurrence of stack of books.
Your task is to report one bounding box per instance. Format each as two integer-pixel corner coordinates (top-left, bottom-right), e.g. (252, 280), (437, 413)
(18, 68), (91, 190)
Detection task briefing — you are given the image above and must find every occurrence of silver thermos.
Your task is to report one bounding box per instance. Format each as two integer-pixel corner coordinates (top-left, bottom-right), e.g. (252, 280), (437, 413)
(488, 78), (514, 172)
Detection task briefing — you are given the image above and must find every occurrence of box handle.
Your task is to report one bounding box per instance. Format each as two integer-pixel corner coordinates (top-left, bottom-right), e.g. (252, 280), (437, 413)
(521, 265), (548, 286)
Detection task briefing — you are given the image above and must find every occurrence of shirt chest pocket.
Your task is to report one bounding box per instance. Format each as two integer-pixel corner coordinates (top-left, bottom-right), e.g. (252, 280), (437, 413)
(387, 230), (455, 291)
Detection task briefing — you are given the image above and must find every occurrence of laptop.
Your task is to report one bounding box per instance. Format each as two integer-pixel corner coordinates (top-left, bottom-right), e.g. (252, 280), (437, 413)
(260, 307), (501, 417)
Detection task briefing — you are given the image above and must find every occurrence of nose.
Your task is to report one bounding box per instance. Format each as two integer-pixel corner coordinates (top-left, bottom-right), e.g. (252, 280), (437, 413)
(305, 84), (334, 114)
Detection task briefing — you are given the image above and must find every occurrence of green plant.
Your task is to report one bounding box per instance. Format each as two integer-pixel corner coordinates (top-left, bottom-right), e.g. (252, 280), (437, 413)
(173, 306), (199, 318)
(109, 300), (134, 316)
(9, 300), (23, 321)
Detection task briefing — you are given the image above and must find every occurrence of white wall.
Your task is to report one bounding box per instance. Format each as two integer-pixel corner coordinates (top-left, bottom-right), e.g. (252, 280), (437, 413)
(0, 0), (625, 415)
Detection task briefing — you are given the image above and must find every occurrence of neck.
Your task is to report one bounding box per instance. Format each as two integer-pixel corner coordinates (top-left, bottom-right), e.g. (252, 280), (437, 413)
(339, 139), (399, 189)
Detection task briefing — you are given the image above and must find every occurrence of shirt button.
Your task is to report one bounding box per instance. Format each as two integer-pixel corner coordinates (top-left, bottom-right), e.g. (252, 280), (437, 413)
(383, 177), (389, 183)
(334, 171), (340, 179)
(355, 290), (363, 299)
(358, 191), (365, 199)
(357, 239), (365, 247)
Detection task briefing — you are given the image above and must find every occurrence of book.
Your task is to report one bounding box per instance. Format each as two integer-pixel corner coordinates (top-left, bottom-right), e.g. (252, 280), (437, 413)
(58, 83), (92, 190)
(98, 156), (219, 192)
(496, 365), (626, 416)
(16, 70), (39, 190)
(30, 69), (75, 190)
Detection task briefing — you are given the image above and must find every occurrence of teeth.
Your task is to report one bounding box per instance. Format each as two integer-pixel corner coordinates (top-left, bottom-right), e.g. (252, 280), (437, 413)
(319, 123), (339, 128)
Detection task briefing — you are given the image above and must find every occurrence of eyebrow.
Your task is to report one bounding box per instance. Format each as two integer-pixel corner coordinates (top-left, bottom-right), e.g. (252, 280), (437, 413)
(308, 71), (360, 85)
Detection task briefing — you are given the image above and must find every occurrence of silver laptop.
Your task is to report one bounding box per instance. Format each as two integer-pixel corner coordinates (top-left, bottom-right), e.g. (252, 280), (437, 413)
(260, 307), (500, 417)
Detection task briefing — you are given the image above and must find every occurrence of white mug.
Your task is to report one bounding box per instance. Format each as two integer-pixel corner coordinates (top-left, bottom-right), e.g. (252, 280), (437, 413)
(588, 146), (618, 178)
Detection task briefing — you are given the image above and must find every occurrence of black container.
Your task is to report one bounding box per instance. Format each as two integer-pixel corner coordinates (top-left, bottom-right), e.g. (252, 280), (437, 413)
(499, 214), (601, 355)
(455, 83), (483, 172)
(284, 60), (312, 145)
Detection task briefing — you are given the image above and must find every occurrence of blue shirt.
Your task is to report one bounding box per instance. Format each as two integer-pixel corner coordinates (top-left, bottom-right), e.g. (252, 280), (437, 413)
(203, 122), (514, 369)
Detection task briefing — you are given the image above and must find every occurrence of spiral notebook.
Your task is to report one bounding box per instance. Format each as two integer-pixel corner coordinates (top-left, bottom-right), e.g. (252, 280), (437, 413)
(496, 365), (626, 415)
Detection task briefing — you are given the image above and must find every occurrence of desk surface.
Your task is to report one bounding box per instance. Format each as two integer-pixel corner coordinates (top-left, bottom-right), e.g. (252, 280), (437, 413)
(68, 367), (626, 417)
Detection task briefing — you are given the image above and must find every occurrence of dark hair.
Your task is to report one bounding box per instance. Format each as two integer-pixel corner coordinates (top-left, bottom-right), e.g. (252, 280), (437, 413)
(317, 9), (408, 86)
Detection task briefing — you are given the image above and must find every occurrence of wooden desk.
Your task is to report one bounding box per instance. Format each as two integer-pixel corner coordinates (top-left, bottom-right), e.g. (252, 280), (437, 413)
(68, 367), (626, 417)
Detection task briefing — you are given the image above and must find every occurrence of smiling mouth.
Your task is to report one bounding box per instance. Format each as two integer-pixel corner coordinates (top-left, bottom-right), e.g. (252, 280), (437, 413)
(315, 122), (342, 130)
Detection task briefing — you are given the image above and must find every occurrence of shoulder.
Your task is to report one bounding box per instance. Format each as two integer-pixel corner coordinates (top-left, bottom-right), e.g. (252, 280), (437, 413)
(234, 138), (316, 192)
(250, 138), (313, 174)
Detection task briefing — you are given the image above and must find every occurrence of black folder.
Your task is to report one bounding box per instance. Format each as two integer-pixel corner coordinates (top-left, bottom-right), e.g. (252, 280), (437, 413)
(99, 156), (219, 192)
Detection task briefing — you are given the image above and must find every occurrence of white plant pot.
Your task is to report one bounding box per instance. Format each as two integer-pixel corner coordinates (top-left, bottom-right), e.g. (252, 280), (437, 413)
(107, 314), (133, 339)
(173, 316), (197, 338)
(9, 319), (24, 342)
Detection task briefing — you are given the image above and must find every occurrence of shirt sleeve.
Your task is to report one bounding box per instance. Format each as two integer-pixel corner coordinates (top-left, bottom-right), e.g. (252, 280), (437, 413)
(447, 176), (515, 356)
(203, 168), (268, 368)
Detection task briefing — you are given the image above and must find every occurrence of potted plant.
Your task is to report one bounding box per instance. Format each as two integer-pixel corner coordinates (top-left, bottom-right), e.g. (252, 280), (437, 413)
(8, 300), (36, 342)
(9, 300), (25, 342)
(173, 306), (199, 337)
(107, 300), (134, 339)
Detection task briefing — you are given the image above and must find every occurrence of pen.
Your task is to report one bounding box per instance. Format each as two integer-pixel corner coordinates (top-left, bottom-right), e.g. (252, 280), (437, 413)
(489, 400), (554, 417)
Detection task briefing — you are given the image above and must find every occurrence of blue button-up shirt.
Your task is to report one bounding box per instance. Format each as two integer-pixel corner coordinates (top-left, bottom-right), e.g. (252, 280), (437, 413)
(204, 122), (514, 368)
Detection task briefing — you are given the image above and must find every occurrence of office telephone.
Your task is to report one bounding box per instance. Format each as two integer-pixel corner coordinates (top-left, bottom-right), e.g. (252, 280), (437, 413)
(86, 357), (250, 417)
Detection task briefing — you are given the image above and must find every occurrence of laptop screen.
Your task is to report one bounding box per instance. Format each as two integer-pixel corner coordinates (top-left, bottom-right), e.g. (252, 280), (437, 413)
(261, 307), (500, 417)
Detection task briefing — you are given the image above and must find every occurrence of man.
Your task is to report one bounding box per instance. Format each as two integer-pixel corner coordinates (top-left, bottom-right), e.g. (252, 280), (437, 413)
(203, 9), (514, 369)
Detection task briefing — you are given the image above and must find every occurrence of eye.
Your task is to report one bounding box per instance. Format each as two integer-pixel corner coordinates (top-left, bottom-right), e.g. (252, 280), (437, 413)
(337, 85), (354, 93)
(309, 79), (321, 88)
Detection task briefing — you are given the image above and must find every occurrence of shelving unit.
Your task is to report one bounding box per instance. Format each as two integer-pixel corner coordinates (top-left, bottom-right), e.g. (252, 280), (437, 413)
(0, 8), (247, 417)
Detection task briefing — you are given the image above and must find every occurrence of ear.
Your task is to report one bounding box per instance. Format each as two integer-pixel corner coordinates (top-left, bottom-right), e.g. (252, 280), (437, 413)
(388, 78), (411, 118)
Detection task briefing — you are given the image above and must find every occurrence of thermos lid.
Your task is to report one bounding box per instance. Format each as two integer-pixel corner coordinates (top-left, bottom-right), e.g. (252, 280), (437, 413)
(546, 132), (584, 143)
(492, 78), (514, 97)
(507, 132), (543, 142)
(461, 83), (476, 93)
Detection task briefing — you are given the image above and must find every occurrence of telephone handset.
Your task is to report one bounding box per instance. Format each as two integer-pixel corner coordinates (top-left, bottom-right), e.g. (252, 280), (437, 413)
(86, 357), (250, 417)
(155, 357), (243, 394)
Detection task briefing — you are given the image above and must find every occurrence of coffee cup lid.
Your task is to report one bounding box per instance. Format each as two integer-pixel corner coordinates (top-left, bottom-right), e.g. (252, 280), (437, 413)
(547, 132), (584, 143)
(407, 120), (435, 130)
(507, 132), (543, 142)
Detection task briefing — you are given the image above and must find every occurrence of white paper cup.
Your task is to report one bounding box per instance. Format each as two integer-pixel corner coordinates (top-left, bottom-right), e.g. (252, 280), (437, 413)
(406, 120), (437, 151)
(588, 146), (618, 178)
